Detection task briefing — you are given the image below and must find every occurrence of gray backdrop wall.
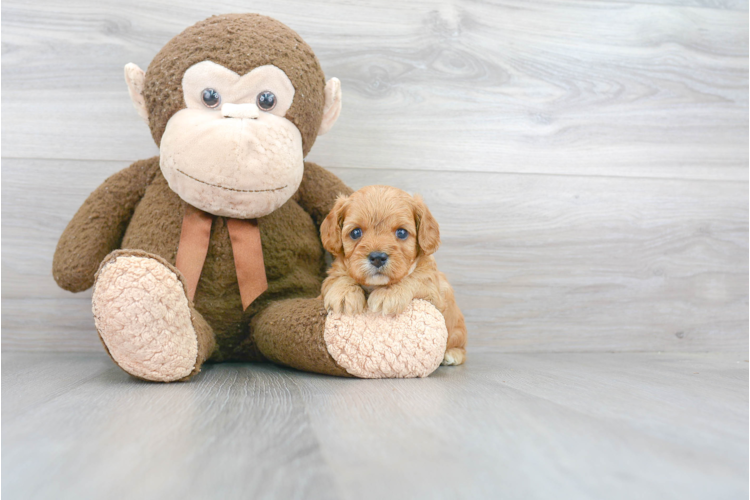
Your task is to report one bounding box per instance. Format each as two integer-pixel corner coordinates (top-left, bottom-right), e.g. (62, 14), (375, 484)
(2, 0), (747, 353)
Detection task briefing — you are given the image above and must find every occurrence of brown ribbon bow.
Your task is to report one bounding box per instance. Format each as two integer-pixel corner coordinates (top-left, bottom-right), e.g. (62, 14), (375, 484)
(175, 204), (268, 310)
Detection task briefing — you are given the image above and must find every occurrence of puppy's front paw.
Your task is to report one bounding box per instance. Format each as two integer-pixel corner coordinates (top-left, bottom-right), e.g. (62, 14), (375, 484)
(368, 288), (414, 315)
(324, 284), (367, 315)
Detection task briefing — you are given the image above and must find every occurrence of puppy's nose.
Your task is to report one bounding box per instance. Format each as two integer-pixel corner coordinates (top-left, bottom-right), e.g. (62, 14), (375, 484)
(368, 252), (389, 269)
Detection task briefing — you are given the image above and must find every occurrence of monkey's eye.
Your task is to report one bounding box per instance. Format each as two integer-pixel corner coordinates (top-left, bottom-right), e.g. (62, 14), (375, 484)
(257, 91), (277, 111)
(396, 228), (409, 240)
(350, 228), (362, 240)
(201, 88), (221, 108)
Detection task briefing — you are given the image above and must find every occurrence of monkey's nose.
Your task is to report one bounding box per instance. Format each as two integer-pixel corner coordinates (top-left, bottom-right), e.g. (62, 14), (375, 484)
(368, 252), (389, 269)
(221, 103), (259, 119)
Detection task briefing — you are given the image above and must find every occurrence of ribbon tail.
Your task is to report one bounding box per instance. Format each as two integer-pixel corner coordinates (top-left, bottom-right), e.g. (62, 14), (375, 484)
(174, 204), (214, 301)
(226, 218), (268, 310)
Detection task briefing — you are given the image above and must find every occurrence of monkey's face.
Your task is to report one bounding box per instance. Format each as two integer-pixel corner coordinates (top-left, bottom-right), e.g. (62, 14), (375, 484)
(159, 61), (304, 218)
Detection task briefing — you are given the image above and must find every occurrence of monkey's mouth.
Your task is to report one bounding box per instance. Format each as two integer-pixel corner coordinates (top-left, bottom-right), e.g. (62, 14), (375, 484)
(175, 168), (287, 193)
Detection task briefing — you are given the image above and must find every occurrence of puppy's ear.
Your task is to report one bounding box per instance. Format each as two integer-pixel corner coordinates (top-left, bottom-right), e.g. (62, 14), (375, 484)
(413, 194), (440, 256)
(321, 194), (350, 256)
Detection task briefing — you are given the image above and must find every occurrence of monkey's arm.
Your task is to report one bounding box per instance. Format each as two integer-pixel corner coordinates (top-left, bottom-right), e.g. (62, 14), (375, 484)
(293, 161), (353, 228)
(53, 157), (161, 292)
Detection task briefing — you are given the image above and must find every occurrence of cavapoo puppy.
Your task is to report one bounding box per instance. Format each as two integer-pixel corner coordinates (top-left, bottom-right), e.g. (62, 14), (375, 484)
(320, 185), (467, 365)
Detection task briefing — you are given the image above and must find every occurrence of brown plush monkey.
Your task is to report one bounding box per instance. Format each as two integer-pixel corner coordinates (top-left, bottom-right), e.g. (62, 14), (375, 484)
(53, 14), (449, 381)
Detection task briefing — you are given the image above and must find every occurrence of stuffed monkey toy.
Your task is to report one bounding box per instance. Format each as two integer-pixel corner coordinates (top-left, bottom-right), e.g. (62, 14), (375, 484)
(53, 14), (449, 382)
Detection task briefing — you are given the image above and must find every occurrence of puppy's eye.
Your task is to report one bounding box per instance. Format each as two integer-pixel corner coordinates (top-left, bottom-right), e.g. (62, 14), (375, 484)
(202, 88), (221, 108)
(396, 228), (408, 240)
(350, 228), (362, 240)
(257, 91), (276, 111)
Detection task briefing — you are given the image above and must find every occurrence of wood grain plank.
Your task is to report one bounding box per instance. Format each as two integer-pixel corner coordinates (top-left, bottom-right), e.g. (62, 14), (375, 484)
(2, 298), (98, 352)
(2, 355), (344, 500)
(3, 159), (746, 353)
(2, 352), (115, 419)
(289, 351), (748, 500)
(2, 0), (746, 180)
(2, 159), (125, 300)
(638, 0), (747, 9)
(6, 352), (741, 499)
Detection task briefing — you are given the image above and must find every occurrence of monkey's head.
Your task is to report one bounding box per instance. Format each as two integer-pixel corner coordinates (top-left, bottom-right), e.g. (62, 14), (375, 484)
(124, 14), (342, 218)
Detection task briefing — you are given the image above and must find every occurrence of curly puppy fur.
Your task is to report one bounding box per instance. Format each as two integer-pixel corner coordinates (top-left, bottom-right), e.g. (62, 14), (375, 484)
(320, 185), (467, 365)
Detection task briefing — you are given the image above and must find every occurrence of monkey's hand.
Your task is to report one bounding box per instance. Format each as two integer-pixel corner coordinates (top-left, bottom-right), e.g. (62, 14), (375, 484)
(322, 277), (367, 315)
(367, 286), (415, 316)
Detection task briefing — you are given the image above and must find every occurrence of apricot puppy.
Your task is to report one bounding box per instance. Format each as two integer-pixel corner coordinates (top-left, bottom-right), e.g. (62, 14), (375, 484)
(320, 185), (467, 365)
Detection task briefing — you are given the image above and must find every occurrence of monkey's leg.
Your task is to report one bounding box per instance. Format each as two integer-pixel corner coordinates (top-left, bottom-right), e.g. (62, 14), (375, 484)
(253, 298), (448, 378)
(92, 250), (215, 382)
(252, 298), (351, 377)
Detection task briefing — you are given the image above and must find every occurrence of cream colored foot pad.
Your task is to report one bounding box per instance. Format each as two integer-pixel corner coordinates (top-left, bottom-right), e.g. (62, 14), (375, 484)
(93, 255), (198, 382)
(324, 299), (448, 379)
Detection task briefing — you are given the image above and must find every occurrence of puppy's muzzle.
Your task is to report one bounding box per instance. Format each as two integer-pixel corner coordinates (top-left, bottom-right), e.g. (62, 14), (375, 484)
(368, 252), (388, 269)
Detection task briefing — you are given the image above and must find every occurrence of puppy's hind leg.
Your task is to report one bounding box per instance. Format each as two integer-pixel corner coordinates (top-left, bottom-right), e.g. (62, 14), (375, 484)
(442, 348), (466, 366)
(439, 272), (467, 366)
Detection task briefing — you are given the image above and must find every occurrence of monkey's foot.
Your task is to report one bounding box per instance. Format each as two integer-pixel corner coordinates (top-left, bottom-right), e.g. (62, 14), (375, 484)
(324, 299), (448, 378)
(92, 250), (204, 382)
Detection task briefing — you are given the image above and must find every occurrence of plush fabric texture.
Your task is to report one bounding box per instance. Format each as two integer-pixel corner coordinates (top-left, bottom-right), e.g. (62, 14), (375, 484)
(324, 299), (448, 378)
(182, 62), (296, 116)
(317, 78), (341, 136)
(53, 158), (161, 292)
(93, 251), (200, 382)
(55, 158), (352, 364)
(159, 81), (304, 218)
(253, 298), (351, 377)
(143, 14), (326, 157)
(124, 63), (149, 125)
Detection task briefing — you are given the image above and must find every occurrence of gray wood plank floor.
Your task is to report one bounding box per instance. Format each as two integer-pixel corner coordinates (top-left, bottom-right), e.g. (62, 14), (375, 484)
(3, 351), (747, 500)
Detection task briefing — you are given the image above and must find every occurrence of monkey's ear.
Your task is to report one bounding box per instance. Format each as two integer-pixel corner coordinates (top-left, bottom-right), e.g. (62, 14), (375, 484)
(413, 194), (441, 256)
(124, 63), (149, 125)
(320, 194), (349, 256)
(317, 78), (342, 136)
